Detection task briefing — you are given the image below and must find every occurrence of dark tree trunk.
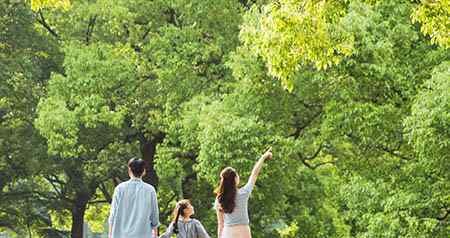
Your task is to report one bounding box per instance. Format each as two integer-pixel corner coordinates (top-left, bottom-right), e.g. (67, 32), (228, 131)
(66, 163), (98, 238)
(140, 132), (165, 188)
(182, 173), (197, 199)
(70, 194), (89, 238)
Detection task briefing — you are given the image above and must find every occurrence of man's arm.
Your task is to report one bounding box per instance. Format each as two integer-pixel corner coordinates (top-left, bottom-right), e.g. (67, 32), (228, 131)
(150, 187), (160, 237)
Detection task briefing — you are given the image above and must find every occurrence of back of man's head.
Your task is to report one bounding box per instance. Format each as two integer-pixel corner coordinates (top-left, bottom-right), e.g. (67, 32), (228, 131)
(128, 158), (146, 177)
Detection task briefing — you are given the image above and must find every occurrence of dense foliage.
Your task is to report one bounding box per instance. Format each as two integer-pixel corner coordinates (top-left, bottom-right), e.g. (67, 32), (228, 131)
(1, 0), (448, 237)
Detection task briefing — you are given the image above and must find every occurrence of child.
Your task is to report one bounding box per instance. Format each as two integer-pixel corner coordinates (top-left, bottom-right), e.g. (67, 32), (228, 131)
(159, 199), (210, 238)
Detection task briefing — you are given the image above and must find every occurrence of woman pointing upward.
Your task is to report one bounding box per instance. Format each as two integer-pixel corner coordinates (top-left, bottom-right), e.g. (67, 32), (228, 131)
(215, 148), (273, 238)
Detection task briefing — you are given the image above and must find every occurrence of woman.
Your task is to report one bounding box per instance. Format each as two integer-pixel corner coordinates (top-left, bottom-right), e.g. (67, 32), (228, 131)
(215, 148), (273, 238)
(159, 199), (210, 238)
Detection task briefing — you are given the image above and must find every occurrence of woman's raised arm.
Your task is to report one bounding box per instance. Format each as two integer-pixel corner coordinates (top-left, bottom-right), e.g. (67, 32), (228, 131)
(247, 147), (272, 187)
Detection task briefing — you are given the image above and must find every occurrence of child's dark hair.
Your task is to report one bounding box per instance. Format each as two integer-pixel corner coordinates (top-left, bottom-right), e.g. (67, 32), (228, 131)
(172, 199), (191, 234)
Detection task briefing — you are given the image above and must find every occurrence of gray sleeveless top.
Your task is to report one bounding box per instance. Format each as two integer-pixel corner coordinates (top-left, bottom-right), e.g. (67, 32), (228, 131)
(214, 182), (254, 226)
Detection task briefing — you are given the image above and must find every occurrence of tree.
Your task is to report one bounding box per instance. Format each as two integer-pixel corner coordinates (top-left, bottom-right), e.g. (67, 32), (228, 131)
(1, 0), (448, 237)
(412, 0), (450, 48)
(230, 0), (449, 237)
(32, 0), (244, 237)
(240, 0), (449, 90)
(0, 1), (63, 237)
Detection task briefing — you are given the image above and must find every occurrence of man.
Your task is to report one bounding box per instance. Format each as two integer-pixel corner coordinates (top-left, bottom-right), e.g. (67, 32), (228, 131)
(109, 158), (160, 238)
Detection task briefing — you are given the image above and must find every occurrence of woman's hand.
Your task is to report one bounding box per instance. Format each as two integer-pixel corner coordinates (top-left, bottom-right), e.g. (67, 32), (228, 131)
(262, 147), (273, 160)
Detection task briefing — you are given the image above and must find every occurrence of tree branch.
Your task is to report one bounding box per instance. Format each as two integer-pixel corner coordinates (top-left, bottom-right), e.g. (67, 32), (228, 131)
(305, 144), (323, 161)
(36, 10), (59, 39)
(44, 175), (64, 198)
(99, 182), (112, 203)
(142, 27), (152, 41)
(85, 15), (97, 45)
(160, 192), (177, 219)
(289, 109), (322, 139)
(377, 144), (414, 161)
(174, 151), (197, 161)
(346, 133), (414, 161)
(88, 200), (109, 204)
(297, 144), (330, 169)
(302, 160), (336, 170)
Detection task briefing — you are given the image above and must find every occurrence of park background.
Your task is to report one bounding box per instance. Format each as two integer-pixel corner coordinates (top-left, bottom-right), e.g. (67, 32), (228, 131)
(0, 0), (449, 237)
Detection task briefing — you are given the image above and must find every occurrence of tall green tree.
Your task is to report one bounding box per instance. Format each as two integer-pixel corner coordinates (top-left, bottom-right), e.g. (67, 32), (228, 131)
(1, 0), (448, 237)
(0, 1), (65, 237)
(33, 0), (245, 237)
(224, 0), (449, 237)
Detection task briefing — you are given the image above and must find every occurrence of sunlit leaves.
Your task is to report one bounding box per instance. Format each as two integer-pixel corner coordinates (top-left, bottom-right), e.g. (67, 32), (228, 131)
(240, 0), (354, 91)
(411, 0), (450, 48)
(240, 0), (449, 91)
(31, 0), (71, 11)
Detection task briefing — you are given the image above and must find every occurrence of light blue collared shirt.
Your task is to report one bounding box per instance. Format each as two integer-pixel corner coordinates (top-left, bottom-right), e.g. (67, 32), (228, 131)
(109, 178), (160, 238)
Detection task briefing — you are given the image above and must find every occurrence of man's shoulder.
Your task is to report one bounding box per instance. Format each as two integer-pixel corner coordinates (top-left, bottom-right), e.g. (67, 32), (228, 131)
(115, 181), (129, 190)
(142, 182), (156, 193)
(115, 180), (156, 193)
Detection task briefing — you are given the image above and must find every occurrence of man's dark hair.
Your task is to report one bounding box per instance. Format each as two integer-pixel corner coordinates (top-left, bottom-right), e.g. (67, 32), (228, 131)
(128, 158), (146, 177)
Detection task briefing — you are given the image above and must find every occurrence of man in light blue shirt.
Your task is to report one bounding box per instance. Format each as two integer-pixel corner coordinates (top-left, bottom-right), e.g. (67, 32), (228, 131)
(108, 158), (160, 238)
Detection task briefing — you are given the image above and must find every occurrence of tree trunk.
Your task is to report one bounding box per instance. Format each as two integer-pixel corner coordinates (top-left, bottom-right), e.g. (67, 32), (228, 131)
(140, 132), (165, 188)
(71, 195), (89, 238)
(182, 173), (197, 199)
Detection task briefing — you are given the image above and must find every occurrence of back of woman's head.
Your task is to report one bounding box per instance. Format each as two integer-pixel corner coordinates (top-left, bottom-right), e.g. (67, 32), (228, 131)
(172, 199), (191, 234)
(215, 167), (238, 213)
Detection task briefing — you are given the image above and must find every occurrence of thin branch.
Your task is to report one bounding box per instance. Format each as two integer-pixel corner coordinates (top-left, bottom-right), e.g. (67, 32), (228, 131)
(301, 160), (314, 169)
(346, 133), (414, 161)
(377, 144), (414, 161)
(99, 182), (112, 203)
(85, 15), (97, 44)
(290, 109), (322, 139)
(161, 192), (177, 219)
(88, 200), (109, 204)
(174, 151), (197, 161)
(44, 176), (63, 198)
(113, 177), (122, 187)
(36, 10), (59, 39)
(297, 144), (329, 169)
(142, 27), (152, 41)
(305, 144), (323, 161)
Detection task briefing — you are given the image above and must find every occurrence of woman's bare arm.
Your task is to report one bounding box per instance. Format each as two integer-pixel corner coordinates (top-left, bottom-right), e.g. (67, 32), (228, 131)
(248, 148), (272, 186)
(217, 209), (224, 238)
